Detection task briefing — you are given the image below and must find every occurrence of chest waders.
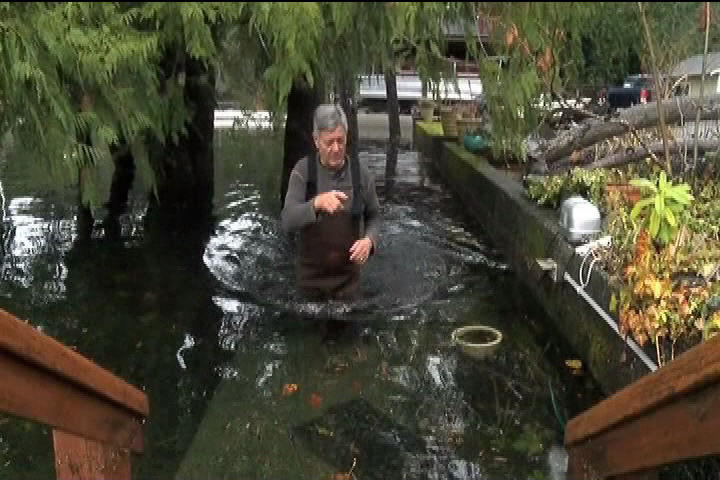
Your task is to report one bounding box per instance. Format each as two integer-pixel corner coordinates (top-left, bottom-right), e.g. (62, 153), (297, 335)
(296, 154), (364, 301)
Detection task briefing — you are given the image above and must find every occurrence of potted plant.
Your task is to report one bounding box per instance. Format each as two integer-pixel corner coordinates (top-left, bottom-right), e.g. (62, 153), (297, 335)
(456, 103), (484, 144)
(439, 101), (458, 137)
(418, 98), (435, 123)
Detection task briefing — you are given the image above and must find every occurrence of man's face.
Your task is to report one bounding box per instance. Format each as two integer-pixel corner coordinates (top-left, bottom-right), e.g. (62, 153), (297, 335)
(314, 126), (347, 170)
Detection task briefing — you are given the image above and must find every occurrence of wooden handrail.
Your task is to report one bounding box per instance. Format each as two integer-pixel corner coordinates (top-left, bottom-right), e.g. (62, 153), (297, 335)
(0, 309), (149, 417)
(565, 333), (720, 478)
(0, 308), (149, 479)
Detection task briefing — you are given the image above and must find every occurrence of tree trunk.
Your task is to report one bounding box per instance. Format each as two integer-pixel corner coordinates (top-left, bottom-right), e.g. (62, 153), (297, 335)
(280, 77), (323, 207)
(537, 94), (720, 165)
(638, 1), (672, 172)
(103, 148), (135, 241)
(77, 166), (94, 242)
(76, 94), (95, 243)
(385, 67), (400, 198)
(564, 140), (720, 171)
(145, 53), (216, 234)
(339, 74), (359, 165)
(692, 2), (712, 184)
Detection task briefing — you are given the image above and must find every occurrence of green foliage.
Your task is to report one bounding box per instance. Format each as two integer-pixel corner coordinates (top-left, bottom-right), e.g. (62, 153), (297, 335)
(245, 2), (325, 106)
(0, 1), (467, 216)
(0, 3), (240, 214)
(239, 2), (456, 110)
(457, 2), (720, 161)
(576, 2), (643, 85)
(395, 3), (461, 88)
(216, 24), (267, 109)
(682, 180), (720, 242)
(635, 2), (720, 93)
(525, 168), (609, 209)
(481, 59), (543, 160)
(630, 171), (694, 246)
(6, 1), (712, 221)
(465, 2), (627, 160)
(600, 170), (720, 362)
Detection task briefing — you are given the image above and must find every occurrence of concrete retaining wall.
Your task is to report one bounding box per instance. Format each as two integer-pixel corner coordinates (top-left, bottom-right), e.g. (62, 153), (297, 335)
(414, 121), (653, 395)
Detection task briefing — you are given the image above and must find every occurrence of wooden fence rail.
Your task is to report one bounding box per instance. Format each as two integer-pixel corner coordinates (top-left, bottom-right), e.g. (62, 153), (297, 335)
(0, 309), (149, 479)
(565, 332), (720, 479)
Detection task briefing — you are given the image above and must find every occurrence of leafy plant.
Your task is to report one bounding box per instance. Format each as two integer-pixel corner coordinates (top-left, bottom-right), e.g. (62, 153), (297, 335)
(525, 167), (609, 209)
(612, 228), (713, 366)
(682, 181), (720, 243)
(630, 171), (694, 246)
(595, 167), (720, 363)
(703, 310), (720, 340)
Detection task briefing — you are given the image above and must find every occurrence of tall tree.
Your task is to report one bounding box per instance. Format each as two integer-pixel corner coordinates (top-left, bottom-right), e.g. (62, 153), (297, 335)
(0, 3), (242, 239)
(279, 78), (324, 206)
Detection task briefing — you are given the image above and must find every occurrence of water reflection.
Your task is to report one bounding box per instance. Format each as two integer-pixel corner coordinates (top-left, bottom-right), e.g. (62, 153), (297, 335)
(0, 129), (601, 479)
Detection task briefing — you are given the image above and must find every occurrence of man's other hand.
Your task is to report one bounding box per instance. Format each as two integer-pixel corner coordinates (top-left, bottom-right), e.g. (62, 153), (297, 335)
(313, 190), (348, 214)
(349, 237), (372, 265)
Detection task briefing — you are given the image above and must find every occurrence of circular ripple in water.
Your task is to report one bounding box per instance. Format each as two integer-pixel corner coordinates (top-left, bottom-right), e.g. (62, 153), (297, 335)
(203, 193), (508, 321)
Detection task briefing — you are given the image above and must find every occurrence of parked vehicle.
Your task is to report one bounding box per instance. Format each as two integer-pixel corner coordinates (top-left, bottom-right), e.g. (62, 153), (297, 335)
(356, 72), (483, 114)
(606, 74), (654, 109)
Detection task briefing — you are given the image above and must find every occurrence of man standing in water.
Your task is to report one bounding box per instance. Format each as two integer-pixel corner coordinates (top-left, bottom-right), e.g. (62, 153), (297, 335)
(281, 104), (380, 301)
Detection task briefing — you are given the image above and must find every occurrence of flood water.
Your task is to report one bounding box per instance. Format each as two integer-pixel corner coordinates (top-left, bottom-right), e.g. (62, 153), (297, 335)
(0, 129), (602, 479)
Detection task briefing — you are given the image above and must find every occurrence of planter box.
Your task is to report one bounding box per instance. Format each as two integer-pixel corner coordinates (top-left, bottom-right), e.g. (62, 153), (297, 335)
(414, 124), (654, 395)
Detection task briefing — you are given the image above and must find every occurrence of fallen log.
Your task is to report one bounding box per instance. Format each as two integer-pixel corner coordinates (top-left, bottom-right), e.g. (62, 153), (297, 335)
(548, 138), (720, 173)
(589, 139), (719, 170)
(552, 138), (720, 172)
(536, 94), (720, 165)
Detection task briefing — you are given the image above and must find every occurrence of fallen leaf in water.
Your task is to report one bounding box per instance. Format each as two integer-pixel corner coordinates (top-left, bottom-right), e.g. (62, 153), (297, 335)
(282, 384), (298, 396)
(565, 359), (582, 370)
(310, 393), (323, 409)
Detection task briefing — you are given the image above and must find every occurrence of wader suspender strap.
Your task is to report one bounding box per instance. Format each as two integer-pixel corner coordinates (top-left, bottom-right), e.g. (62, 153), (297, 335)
(305, 154), (364, 236)
(349, 153), (363, 219)
(305, 154), (317, 202)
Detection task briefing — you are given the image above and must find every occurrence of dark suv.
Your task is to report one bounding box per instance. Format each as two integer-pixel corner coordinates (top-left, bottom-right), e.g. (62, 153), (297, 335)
(606, 74), (654, 109)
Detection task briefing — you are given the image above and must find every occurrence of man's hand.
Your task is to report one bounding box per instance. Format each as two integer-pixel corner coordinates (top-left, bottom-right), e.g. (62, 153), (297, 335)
(313, 190), (348, 214)
(349, 237), (373, 265)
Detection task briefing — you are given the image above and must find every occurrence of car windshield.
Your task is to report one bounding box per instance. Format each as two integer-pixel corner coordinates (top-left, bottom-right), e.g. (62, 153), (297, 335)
(623, 76), (652, 88)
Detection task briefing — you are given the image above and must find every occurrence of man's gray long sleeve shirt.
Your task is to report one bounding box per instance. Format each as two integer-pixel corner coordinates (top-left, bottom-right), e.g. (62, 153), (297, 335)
(281, 155), (381, 247)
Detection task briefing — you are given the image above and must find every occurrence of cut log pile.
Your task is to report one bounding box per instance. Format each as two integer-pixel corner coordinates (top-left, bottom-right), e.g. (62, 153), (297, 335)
(530, 94), (720, 172)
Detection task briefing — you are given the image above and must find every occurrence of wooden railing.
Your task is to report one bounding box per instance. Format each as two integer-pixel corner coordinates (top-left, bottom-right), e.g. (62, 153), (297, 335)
(565, 332), (720, 479)
(0, 308), (149, 479)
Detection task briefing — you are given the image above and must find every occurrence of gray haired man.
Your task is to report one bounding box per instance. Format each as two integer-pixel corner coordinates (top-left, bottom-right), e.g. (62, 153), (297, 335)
(281, 104), (381, 301)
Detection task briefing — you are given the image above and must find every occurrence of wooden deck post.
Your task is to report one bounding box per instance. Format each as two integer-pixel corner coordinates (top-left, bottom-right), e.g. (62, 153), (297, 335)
(53, 430), (131, 480)
(0, 309), (149, 479)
